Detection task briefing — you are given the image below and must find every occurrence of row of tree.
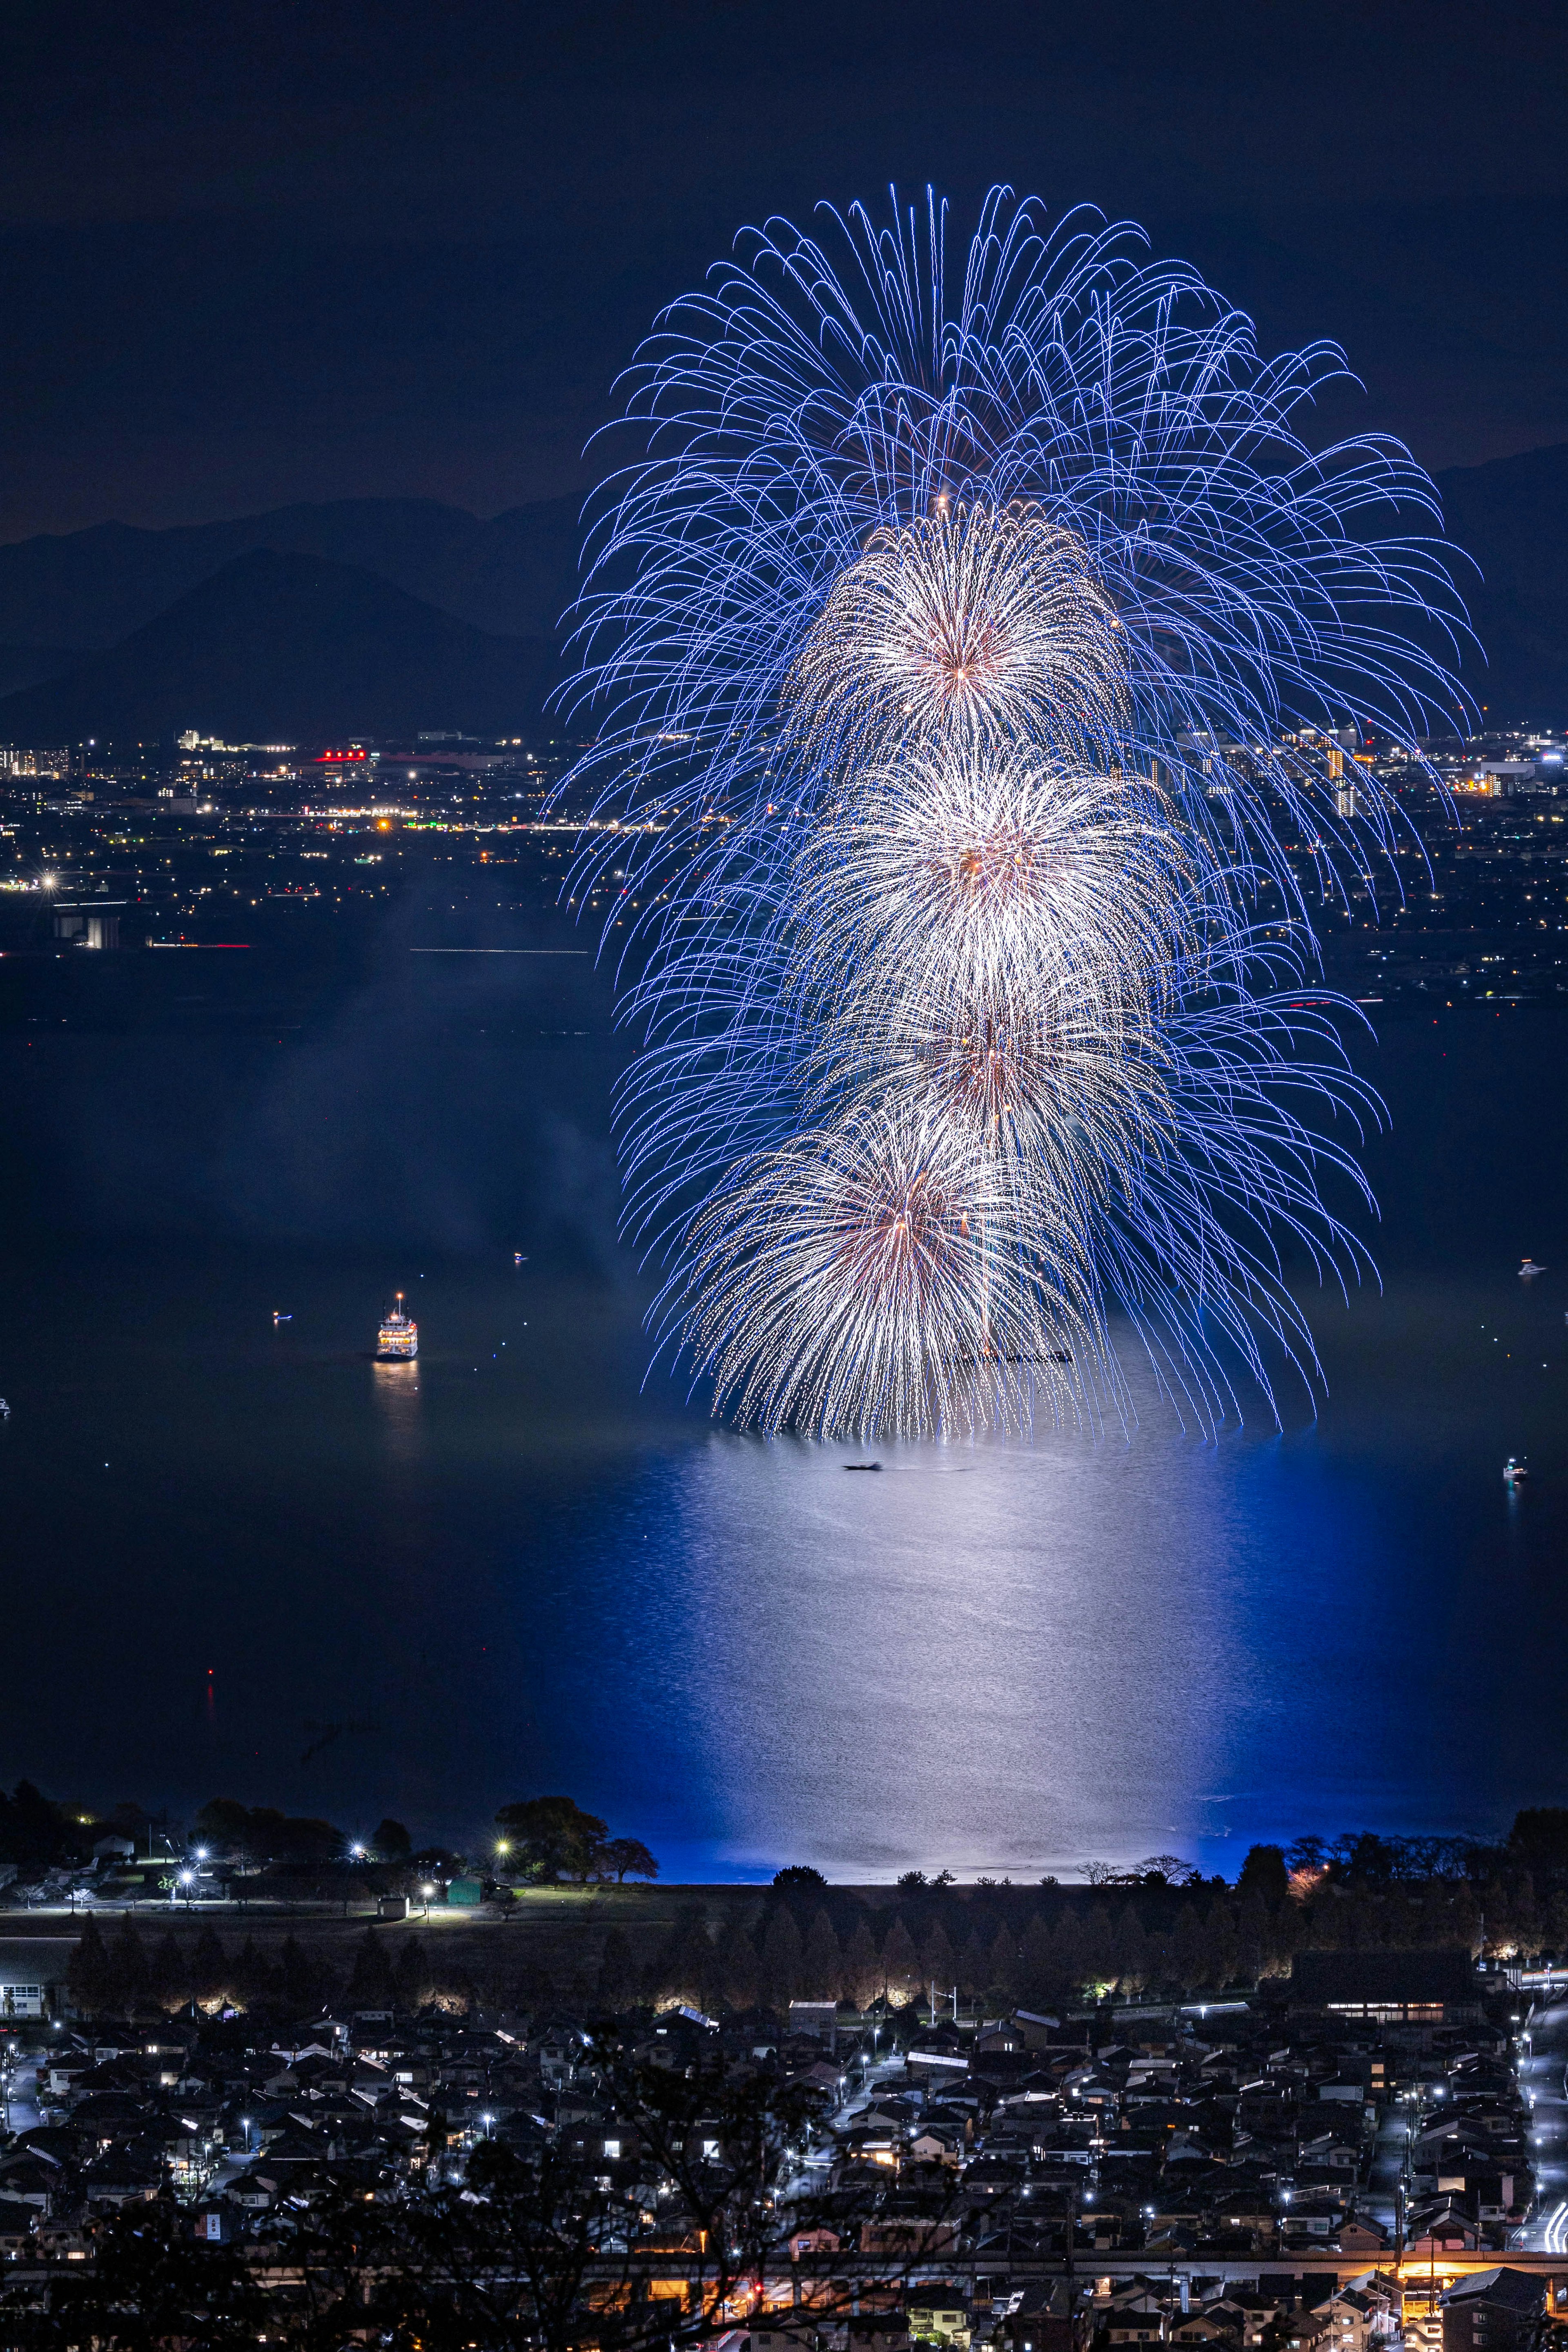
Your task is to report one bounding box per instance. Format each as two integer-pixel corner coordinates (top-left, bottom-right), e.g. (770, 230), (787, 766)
(606, 1870), (1568, 2013)
(65, 1919), (454, 2021)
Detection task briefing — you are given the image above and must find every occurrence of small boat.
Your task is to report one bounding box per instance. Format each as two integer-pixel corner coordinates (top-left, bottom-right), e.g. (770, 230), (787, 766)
(844, 1461), (882, 1472)
(1504, 1456), (1528, 1485)
(377, 1293), (419, 1359)
(272, 1311), (292, 1325)
(0, 1399), (11, 1419)
(513, 1252), (528, 1265)
(1521, 1258), (1547, 1280)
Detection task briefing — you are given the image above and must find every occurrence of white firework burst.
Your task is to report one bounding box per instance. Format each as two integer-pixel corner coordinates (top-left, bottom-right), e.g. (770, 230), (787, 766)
(678, 1099), (1108, 1439)
(784, 501), (1126, 770)
(787, 740), (1189, 1052)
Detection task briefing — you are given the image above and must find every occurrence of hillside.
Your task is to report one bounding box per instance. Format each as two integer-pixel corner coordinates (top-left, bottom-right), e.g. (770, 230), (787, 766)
(0, 548), (555, 744)
(0, 494), (581, 652)
(0, 448), (1559, 744)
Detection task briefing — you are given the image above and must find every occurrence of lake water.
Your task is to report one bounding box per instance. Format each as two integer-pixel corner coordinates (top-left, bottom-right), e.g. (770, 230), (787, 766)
(2, 901), (1564, 1881)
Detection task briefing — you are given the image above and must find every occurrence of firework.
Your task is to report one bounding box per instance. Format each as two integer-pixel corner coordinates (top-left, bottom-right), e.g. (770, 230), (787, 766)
(675, 1098), (1108, 1439)
(558, 187), (1469, 1435)
(784, 500), (1125, 773)
(785, 741), (1185, 1043)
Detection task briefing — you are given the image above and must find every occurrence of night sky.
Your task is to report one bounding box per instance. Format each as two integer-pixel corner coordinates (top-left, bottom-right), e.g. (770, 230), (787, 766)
(3, 0), (1564, 542)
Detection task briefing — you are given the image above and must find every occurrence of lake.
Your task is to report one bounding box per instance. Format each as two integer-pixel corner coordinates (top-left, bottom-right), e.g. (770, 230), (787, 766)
(1, 898), (1563, 1881)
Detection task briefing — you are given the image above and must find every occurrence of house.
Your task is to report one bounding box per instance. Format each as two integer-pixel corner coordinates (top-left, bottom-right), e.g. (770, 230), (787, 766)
(1439, 2270), (1544, 2352)
(0, 2198), (37, 2259)
(906, 2288), (970, 2349)
(999, 2279), (1089, 2352)
(1289, 1951), (1481, 2029)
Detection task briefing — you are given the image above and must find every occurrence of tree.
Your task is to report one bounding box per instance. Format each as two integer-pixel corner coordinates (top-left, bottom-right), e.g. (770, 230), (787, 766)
(1236, 1889), (1272, 1981)
(1, 2194), (273, 2347)
(278, 1932), (325, 2015)
(718, 1916), (761, 2010)
(920, 1920), (956, 2001)
(1510, 1809), (1568, 1876)
(772, 1865), (826, 1889)
(1051, 1911), (1085, 1998)
(395, 1936), (433, 2013)
(1078, 1904), (1114, 1991)
(67, 1916), (111, 2016)
(760, 1907), (804, 2009)
(1170, 1901), (1210, 1991)
(1111, 1904), (1148, 1993)
(1237, 1843), (1290, 1901)
(190, 1925), (227, 2007)
(957, 1927), (991, 1998)
(1017, 1913), (1060, 2009)
(986, 1923), (1019, 2004)
(880, 1915), (920, 2006)
(150, 1929), (188, 2012)
(842, 1918), (881, 2010)
(0, 1780), (73, 1872)
(600, 1836), (659, 1883)
(494, 1795), (609, 1882)
(346, 1927), (398, 2011)
(801, 1909), (844, 2000)
(897, 1870), (929, 1890)
(372, 1817), (413, 1861)
(193, 1796), (255, 1852)
(596, 1925), (637, 2010)
(233, 1933), (275, 2010)
(107, 1920), (149, 2016)
(661, 1912), (717, 2010)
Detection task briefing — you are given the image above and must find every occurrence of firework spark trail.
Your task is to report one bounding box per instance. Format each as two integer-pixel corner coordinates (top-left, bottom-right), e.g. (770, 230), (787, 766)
(556, 185), (1470, 1437)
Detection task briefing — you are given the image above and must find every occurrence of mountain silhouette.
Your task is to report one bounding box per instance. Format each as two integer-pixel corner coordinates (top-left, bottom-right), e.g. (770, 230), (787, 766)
(0, 450), (1561, 743)
(0, 494), (581, 651)
(0, 548), (556, 744)
(1435, 445), (1568, 724)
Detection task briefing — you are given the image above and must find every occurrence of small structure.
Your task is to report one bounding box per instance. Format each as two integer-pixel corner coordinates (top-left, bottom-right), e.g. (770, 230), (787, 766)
(53, 900), (124, 949)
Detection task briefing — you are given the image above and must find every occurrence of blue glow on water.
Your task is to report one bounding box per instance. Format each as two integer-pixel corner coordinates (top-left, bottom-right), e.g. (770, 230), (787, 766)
(0, 947), (1561, 1879)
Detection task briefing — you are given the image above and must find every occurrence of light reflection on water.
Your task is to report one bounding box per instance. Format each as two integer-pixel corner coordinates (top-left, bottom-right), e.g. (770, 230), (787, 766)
(537, 1257), (1568, 1881)
(0, 994), (1564, 1875)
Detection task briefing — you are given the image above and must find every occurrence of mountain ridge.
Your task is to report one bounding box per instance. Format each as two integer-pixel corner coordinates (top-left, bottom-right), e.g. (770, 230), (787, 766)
(0, 548), (555, 744)
(0, 494), (582, 651)
(0, 448), (1560, 743)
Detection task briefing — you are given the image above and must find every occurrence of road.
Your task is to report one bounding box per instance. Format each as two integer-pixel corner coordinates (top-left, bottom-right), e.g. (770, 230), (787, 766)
(1512, 2000), (1568, 2250)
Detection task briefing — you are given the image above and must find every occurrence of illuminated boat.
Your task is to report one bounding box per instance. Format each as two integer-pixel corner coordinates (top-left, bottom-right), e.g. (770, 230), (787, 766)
(376, 1294), (419, 1359)
(1504, 1456), (1528, 1485)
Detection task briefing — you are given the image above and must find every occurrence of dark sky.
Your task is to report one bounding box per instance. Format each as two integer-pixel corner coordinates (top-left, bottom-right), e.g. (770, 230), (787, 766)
(3, 0), (1564, 541)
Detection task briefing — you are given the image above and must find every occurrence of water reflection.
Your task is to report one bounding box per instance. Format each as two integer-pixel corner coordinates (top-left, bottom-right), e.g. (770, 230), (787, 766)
(657, 1426), (1258, 1878)
(371, 1358), (423, 1463)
